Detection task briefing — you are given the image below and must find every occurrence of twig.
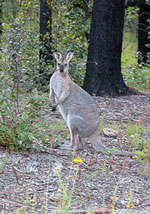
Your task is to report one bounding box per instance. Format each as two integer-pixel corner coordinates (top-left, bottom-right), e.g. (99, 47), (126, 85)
(6, 139), (21, 185)
(1, 198), (56, 210)
(137, 105), (149, 127)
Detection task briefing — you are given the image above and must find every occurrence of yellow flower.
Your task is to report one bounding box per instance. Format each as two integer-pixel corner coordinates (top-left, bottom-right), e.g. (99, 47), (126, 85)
(73, 157), (83, 163)
(57, 188), (62, 193)
(16, 208), (20, 214)
(55, 166), (61, 171)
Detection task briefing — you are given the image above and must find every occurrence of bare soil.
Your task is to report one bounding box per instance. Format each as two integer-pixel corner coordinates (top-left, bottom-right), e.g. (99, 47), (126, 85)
(0, 94), (150, 214)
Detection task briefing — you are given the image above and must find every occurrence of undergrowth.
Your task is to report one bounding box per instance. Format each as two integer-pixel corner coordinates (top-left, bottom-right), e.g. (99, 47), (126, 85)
(123, 66), (150, 92)
(126, 121), (150, 165)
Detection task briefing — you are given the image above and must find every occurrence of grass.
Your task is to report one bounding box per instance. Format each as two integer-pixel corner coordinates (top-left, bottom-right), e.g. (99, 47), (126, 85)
(122, 11), (150, 92)
(122, 30), (137, 68)
(99, 120), (120, 134)
(125, 122), (150, 149)
(126, 122), (145, 137)
(99, 116), (150, 164)
(107, 123), (120, 132)
(125, 121), (150, 165)
(0, 155), (8, 173)
(122, 10), (138, 68)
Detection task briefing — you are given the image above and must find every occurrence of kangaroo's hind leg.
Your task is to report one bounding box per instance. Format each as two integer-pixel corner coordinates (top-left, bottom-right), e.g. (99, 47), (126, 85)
(58, 126), (83, 151)
(88, 129), (108, 153)
(70, 127), (83, 151)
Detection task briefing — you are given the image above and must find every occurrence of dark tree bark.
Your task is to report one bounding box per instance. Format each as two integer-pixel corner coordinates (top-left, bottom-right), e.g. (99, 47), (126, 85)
(125, 1), (150, 65)
(73, 1), (91, 42)
(0, 1), (2, 37)
(138, 4), (150, 64)
(125, 0), (145, 8)
(11, 0), (17, 18)
(40, 0), (52, 82)
(83, 0), (130, 96)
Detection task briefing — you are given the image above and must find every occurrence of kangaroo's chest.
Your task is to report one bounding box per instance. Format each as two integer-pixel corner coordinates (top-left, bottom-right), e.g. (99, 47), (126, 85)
(52, 74), (64, 98)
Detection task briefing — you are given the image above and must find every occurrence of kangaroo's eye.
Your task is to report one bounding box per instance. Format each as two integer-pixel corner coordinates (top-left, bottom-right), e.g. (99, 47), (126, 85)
(64, 63), (67, 67)
(58, 63), (61, 66)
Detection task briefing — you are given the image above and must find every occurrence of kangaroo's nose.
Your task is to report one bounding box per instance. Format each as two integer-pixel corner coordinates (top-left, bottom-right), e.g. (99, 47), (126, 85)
(60, 65), (64, 73)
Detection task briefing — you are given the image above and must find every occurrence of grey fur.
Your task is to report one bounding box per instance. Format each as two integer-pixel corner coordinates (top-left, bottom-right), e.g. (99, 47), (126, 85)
(49, 52), (135, 156)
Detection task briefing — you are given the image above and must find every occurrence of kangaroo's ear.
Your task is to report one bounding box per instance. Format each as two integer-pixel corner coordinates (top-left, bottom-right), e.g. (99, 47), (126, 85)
(65, 52), (73, 62)
(54, 52), (62, 61)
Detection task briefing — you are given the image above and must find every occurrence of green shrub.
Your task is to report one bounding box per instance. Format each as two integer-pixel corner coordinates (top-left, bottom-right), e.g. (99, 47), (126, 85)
(0, 87), (51, 150)
(123, 66), (150, 90)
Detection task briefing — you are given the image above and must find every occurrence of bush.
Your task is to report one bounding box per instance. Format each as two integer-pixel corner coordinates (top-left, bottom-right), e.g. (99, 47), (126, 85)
(123, 66), (150, 91)
(0, 2), (51, 150)
(0, 86), (51, 150)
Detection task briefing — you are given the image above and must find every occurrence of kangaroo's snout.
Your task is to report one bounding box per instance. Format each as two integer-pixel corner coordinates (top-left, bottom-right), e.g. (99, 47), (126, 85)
(60, 64), (64, 73)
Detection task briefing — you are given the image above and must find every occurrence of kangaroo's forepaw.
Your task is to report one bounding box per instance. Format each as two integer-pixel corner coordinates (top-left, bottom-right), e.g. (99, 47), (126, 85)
(49, 103), (57, 111)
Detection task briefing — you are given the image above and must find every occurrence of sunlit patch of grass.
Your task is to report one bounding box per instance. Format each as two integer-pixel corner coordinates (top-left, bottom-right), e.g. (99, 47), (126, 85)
(99, 120), (120, 135)
(111, 185), (119, 214)
(125, 121), (150, 164)
(126, 123), (145, 137)
(122, 13), (150, 92)
(122, 30), (137, 68)
(107, 123), (120, 132)
(99, 115), (104, 134)
(122, 10), (138, 68)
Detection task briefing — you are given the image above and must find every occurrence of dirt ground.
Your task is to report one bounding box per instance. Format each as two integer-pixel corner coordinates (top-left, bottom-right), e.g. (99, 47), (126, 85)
(0, 94), (150, 214)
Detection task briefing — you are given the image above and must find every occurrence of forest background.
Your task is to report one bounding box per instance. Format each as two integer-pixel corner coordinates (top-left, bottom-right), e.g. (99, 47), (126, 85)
(0, 0), (150, 152)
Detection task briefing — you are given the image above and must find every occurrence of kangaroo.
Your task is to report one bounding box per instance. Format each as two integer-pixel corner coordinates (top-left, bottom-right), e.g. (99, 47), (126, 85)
(49, 52), (135, 156)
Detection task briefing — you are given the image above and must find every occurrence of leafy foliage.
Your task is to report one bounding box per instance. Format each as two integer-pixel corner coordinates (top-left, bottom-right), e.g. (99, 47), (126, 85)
(123, 66), (150, 91)
(51, 0), (91, 85)
(122, 7), (150, 91)
(0, 0), (51, 150)
(125, 122), (150, 163)
(0, 84), (51, 150)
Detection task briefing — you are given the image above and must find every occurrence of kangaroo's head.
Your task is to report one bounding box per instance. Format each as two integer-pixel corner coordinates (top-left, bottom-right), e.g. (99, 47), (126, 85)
(54, 52), (73, 75)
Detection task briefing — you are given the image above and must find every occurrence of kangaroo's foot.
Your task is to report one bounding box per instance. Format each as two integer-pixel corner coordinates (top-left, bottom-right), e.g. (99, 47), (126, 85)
(95, 142), (135, 157)
(57, 144), (83, 151)
(94, 142), (108, 153)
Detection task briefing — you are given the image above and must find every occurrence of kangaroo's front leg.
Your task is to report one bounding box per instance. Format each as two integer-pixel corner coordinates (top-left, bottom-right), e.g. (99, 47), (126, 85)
(50, 85), (70, 111)
(49, 88), (57, 111)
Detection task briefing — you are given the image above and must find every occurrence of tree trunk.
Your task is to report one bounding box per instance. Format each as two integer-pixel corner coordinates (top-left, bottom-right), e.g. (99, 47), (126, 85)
(138, 4), (150, 64)
(11, 0), (17, 18)
(40, 0), (52, 83)
(0, 1), (2, 37)
(83, 0), (130, 96)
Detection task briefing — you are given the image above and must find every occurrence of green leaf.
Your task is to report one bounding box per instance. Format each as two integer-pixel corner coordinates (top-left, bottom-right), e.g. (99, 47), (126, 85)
(28, 132), (35, 141)
(10, 144), (15, 151)
(20, 121), (25, 129)
(9, 91), (14, 99)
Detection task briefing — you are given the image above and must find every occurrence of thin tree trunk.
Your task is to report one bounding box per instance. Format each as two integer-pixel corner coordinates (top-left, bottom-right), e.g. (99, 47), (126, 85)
(39, 0), (52, 83)
(83, 0), (130, 96)
(138, 4), (150, 64)
(0, 1), (2, 37)
(11, 0), (17, 18)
